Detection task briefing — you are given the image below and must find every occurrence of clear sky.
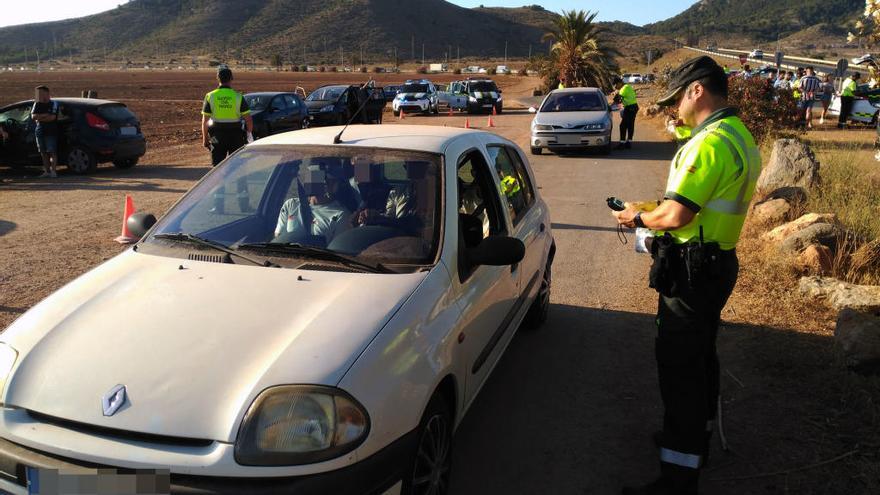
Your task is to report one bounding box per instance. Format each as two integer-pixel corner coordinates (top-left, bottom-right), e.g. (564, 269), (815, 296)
(0, 0), (697, 28)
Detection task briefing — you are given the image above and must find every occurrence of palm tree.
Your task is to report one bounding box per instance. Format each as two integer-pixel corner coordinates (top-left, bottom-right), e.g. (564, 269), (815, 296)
(542, 10), (620, 90)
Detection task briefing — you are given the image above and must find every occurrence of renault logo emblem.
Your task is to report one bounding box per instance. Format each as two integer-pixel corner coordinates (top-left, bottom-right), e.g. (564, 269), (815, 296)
(102, 384), (126, 417)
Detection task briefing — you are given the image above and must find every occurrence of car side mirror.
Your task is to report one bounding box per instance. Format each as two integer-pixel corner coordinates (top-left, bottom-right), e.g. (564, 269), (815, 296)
(466, 236), (525, 267)
(528, 107), (537, 114)
(128, 212), (157, 240)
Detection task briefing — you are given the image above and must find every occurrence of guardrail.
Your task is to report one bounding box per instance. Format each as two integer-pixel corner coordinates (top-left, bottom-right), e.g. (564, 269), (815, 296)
(683, 46), (862, 77)
(716, 47), (834, 67)
(683, 46), (802, 72)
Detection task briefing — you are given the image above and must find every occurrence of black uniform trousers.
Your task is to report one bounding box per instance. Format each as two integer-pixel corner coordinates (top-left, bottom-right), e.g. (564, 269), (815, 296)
(620, 104), (639, 142)
(654, 248), (738, 493)
(209, 125), (248, 213)
(838, 96), (854, 128)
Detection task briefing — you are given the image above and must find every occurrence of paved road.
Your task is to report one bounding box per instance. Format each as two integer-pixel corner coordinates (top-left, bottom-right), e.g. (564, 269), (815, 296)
(445, 115), (680, 494)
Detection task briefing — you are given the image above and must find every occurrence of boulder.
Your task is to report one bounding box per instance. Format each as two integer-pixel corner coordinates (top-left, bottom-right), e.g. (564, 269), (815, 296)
(835, 308), (880, 373)
(797, 244), (834, 275)
(751, 198), (791, 226)
(780, 223), (841, 253)
(799, 276), (880, 311)
(764, 186), (808, 205)
(761, 213), (837, 245)
(757, 139), (820, 195)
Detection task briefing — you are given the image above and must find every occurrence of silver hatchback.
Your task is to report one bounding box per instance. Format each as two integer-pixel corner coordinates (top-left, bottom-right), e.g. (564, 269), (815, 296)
(529, 88), (614, 155)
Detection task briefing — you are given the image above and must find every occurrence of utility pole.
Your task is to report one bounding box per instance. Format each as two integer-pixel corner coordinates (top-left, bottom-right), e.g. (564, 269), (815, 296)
(411, 35), (415, 62)
(504, 40), (507, 64)
(422, 43), (425, 66)
(340, 45), (343, 68)
(457, 45), (460, 66)
(528, 44), (532, 60)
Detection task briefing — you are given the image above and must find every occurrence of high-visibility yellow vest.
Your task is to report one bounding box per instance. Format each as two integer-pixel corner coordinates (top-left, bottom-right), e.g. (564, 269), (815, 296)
(202, 87), (249, 123)
(662, 108), (761, 250)
(500, 175), (521, 197)
(842, 78), (857, 97)
(619, 84), (637, 106)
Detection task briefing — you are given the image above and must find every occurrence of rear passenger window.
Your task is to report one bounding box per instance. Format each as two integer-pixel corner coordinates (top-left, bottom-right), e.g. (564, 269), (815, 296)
(487, 146), (534, 224)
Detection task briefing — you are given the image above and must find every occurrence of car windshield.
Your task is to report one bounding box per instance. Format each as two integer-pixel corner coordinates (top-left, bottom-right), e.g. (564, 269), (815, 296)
(400, 84), (428, 93)
(306, 87), (344, 101)
(244, 95), (270, 111)
(540, 92), (606, 112)
(147, 145), (442, 267)
(469, 82), (498, 93)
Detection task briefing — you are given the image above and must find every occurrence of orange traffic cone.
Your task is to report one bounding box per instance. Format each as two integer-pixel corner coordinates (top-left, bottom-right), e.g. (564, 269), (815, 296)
(399, 109), (405, 120)
(487, 115), (495, 128)
(492, 105), (497, 116)
(115, 195), (138, 244)
(464, 118), (470, 129)
(448, 107), (453, 117)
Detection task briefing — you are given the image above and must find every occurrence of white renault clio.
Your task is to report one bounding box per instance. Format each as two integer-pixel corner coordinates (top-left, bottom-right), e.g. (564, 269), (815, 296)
(0, 125), (554, 494)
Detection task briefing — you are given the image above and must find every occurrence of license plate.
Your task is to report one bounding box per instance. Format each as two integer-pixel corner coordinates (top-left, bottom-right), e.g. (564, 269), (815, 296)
(557, 134), (583, 145)
(482, 104), (493, 108)
(119, 126), (136, 136)
(26, 466), (171, 494)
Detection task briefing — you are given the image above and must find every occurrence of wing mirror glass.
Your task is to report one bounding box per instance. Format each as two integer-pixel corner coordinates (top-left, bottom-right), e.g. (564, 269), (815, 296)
(466, 236), (525, 267)
(128, 212), (157, 240)
(528, 106), (537, 114)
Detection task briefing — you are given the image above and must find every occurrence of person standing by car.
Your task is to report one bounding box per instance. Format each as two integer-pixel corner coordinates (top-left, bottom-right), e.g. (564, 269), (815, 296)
(839, 72), (860, 129)
(614, 56), (761, 495)
(819, 74), (835, 125)
(797, 67), (821, 130)
(31, 86), (59, 178)
(614, 78), (639, 150)
(201, 66), (253, 166)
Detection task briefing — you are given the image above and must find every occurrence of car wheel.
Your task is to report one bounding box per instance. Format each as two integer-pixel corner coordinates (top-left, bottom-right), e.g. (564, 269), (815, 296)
(393, 109), (400, 117)
(66, 147), (97, 174)
(301, 117), (310, 130)
(530, 146), (542, 155)
(403, 393), (452, 495)
(112, 157), (139, 169)
(524, 262), (551, 329)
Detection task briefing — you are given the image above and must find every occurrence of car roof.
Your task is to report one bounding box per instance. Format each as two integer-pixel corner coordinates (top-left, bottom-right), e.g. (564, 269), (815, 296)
(2, 97), (123, 108)
(251, 124), (489, 153)
(244, 92), (295, 97)
(549, 87), (604, 94)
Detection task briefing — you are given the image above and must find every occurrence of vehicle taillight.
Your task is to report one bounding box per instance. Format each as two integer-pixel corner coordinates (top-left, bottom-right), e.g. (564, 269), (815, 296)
(86, 112), (110, 131)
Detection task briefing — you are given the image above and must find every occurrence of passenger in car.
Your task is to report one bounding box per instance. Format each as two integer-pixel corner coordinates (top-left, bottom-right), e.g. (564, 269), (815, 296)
(274, 166), (353, 244)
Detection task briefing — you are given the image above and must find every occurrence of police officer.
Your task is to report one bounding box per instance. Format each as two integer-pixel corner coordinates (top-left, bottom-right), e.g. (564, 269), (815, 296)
(613, 56), (761, 495)
(614, 78), (639, 149)
(839, 72), (860, 129)
(201, 65), (253, 166)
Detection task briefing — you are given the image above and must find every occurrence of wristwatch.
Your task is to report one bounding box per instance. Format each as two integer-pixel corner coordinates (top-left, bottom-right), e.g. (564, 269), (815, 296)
(634, 212), (646, 228)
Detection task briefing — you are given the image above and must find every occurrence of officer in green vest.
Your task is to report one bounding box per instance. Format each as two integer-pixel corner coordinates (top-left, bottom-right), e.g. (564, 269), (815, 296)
(614, 56), (761, 495)
(839, 72), (861, 129)
(614, 78), (640, 149)
(201, 65), (253, 166)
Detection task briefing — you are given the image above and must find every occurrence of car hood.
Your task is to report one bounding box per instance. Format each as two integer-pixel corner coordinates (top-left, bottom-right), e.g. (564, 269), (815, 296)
(1, 250), (427, 442)
(534, 110), (610, 127)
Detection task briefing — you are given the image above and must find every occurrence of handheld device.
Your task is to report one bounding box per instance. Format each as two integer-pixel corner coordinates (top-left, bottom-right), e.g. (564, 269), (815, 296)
(606, 197), (626, 211)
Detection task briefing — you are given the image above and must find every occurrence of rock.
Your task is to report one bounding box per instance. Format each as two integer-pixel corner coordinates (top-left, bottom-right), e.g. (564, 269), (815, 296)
(751, 198), (791, 226)
(764, 186), (808, 205)
(757, 139), (820, 196)
(835, 308), (880, 373)
(762, 213), (838, 245)
(643, 104), (662, 117)
(799, 276), (880, 311)
(798, 244), (834, 275)
(780, 223), (841, 253)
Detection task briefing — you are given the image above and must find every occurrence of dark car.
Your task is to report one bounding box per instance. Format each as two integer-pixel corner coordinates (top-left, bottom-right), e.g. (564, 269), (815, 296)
(0, 98), (146, 174)
(383, 85), (400, 102)
(305, 85), (386, 127)
(243, 92), (310, 139)
(450, 79), (503, 114)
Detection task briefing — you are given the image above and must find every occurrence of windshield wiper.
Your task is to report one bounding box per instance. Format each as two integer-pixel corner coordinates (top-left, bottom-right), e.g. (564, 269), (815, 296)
(238, 242), (394, 274)
(153, 233), (279, 268)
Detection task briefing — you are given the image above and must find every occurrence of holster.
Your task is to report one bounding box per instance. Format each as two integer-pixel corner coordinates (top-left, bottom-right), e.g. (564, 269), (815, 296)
(649, 234), (679, 296)
(649, 235), (723, 296)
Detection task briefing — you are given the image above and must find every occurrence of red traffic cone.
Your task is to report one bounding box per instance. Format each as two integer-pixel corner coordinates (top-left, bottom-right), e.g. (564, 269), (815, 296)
(492, 105), (497, 116)
(399, 109), (405, 120)
(464, 118), (470, 129)
(487, 115), (495, 128)
(115, 195), (138, 244)
(448, 107), (454, 117)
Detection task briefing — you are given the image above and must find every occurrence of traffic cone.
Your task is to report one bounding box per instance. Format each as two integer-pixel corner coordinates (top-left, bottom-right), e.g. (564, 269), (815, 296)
(492, 105), (497, 116)
(448, 107), (453, 117)
(399, 109), (405, 120)
(114, 195), (138, 244)
(464, 118), (470, 129)
(487, 115), (495, 128)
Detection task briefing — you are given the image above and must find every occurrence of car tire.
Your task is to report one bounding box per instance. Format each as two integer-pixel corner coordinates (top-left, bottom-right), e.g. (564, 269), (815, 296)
(112, 157), (139, 169)
(66, 147), (97, 174)
(393, 109), (400, 117)
(523, 262), (551, 329)
(301, 117), (310, 130)
(403, 393), (452, 495)
(530, 146), (542, 155)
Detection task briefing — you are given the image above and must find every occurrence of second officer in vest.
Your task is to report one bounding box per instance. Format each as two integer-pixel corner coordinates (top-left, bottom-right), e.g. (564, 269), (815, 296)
(201, 65), (253, 166)
(613, 56), (761, 495)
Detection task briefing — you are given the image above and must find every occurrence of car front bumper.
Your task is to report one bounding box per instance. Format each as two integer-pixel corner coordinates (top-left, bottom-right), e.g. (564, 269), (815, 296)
(531, 131), (611, 148)
(0, 430), (416, 495)
(394, 101), (429, 113)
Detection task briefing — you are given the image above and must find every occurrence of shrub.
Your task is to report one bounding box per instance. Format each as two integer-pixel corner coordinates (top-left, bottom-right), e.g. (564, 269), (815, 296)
(319, 66), (326, 72)
(299, 65), (307, 72)
(330, 66), (338, 72)
(359, 66), (367, 73)
(416, 66), (428, 74)
(518, 67), (529, 76)
(727, 76), (800, 144)
(290, 65), (299, 72)
(372, 66), (383, 73)
(487, 68), (497, 75)
(453, 67), (462, 75)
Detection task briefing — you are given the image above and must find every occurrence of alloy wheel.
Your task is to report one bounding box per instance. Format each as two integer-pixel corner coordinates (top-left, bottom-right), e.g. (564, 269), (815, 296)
(67, 148), (94, 174)
(411, 414), (451, 495)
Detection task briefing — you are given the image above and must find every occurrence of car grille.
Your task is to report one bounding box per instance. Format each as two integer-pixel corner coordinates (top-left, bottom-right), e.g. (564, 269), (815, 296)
(26, 410), (214, 448)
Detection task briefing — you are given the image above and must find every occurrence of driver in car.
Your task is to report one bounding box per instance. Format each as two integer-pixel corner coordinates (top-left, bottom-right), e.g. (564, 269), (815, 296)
(274, 165), (353, 244)
(350, 155), (416, 227)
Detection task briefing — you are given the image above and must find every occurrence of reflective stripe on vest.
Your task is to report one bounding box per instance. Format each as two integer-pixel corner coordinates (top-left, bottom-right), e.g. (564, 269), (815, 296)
(660, 448), (701, 469)
(207, 89), (243, 123)
(702, 122), (760, 215)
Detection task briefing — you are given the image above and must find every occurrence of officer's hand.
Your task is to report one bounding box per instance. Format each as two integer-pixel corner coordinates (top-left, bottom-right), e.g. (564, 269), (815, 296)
(613, 207), (638, 229)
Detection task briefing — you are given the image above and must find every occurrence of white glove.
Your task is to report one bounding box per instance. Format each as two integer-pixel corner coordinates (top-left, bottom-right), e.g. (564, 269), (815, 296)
(246, 132), (254, 144)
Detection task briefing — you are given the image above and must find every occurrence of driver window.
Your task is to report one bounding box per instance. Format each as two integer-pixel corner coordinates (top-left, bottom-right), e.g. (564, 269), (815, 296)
(457, 150), (504, 244)
(284, 95), (298, 110)
(271, 96), (287, 111)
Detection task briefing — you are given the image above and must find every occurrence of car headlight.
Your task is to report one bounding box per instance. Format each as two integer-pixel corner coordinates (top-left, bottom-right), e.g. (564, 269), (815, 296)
(468, 96), (477, 102)
(0, 343), (19, 405)
(235, 385), (369, 466)
(319, 105), (335, 112)
(533, 124), (552, 131)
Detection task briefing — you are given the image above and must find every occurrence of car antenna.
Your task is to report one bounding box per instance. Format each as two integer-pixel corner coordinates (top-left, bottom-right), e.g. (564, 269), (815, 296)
(333, 79), (377, 144)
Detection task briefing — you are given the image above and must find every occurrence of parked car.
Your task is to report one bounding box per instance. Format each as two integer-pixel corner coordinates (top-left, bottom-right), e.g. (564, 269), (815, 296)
(392, 79), (439, 116)
(622, 73), (644, 84)
(244, 92), (310, 139)
(305, 84), (386, 126)
(448, 79), (503, 114)
(529, 87), (613, 154)
(495, 65), (511, 75)
(0, 98), (146, 173)
(0, 124), (555, 495)
(383, 85), (400, 102)
(749, 49), (764, 60)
